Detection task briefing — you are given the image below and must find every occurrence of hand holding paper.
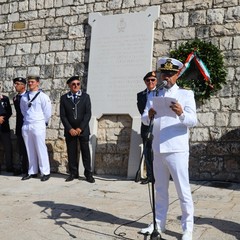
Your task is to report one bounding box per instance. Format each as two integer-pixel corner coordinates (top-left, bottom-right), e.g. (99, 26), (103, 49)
(152, 97), (178, 118)
(169, 101), (184, 116)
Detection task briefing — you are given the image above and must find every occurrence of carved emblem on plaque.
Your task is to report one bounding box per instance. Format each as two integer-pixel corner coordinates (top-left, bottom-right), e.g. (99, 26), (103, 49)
(117, 18), (126, 32)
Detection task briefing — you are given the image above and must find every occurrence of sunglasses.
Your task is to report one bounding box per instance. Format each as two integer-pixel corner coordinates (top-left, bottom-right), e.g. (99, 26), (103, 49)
(71, 82), (80, 86)
(145, 78), (156, 83)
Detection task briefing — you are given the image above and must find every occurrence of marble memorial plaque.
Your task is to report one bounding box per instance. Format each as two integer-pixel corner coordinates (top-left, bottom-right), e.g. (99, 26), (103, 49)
(87, 6), (159, 118)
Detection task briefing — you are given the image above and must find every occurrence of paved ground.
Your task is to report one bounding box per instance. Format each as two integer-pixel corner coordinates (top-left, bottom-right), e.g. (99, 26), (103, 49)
(0, 172), (240, 240)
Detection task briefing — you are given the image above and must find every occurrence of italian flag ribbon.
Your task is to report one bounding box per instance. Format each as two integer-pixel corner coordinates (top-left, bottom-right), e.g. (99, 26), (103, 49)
(178, 51), (213, 88)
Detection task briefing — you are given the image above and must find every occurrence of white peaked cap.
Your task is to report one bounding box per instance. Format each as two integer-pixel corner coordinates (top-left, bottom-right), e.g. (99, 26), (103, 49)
(157, 57), (183, 72)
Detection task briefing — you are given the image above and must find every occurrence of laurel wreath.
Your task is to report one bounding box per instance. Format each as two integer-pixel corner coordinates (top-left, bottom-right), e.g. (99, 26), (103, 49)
(170, 39), (227, 102)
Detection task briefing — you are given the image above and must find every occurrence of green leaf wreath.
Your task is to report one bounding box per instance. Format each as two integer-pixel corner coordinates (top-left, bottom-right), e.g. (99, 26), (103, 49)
(170, 39), (227, 102)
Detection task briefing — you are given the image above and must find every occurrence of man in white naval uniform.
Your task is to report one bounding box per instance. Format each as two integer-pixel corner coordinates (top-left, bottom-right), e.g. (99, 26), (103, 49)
(140, 58), (198, 240)
(20, 75), (52, 182)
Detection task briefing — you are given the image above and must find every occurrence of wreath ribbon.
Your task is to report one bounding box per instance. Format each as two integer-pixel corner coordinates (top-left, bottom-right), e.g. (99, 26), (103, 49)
(177, 51), (213, 88)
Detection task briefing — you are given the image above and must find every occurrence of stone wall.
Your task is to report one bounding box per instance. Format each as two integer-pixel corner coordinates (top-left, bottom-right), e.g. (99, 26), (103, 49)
(0, 0), (240, 181)
(95, 115), (132, 176)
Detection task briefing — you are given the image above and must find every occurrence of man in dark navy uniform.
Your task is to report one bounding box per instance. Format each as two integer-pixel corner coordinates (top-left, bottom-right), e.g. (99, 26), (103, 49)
(60, 76), (95, 183)
(12, 77), (28, 176)
(0, 86), (13, 173)
(137, 71), (158, 184)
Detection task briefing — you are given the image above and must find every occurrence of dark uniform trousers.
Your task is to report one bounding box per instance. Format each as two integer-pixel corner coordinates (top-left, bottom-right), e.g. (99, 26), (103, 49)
(66, 135), (92, 177)
(13, 94), (28, 174)
(16, 134), (28, 174)
(0, 95), (13, 171)
(142, 134), (153, 180)
(137, 89), (156, 181)
(0, 131), (13, 171)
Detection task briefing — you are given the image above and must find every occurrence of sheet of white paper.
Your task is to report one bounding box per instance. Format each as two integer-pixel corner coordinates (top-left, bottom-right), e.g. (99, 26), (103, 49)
(152, 96), (177, 118)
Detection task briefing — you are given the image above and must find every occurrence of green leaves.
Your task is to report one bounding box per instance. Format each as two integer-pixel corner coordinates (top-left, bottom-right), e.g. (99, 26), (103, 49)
(170, 39), (227, 102)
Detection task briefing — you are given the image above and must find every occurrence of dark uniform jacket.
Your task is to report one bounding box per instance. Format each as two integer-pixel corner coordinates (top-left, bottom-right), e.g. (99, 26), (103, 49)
(13, 94), (24, 136)
(0, 95), (12, 133)
(60, 91), (91, 137)
(137, 89), (149, 139)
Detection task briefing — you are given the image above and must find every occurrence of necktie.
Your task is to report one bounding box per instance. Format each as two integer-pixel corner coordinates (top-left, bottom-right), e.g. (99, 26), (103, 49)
(73, 94), (77, 103)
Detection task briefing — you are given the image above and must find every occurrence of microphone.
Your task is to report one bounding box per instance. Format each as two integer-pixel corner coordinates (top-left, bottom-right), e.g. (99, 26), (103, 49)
(156, 80), (167, 91)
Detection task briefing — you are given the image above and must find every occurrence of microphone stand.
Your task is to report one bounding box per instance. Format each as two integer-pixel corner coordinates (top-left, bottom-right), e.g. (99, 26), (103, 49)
(146, 117), (162, 240)
(135, 81), (166, 183)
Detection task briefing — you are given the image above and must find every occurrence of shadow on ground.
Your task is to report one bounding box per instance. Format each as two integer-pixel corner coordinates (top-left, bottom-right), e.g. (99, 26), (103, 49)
(195, 216), (240, 239)
(34, 200), (147, 239)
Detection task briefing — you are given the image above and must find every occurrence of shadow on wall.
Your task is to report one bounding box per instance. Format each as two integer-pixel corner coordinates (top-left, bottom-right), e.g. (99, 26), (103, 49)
(189, 128), (240, 183)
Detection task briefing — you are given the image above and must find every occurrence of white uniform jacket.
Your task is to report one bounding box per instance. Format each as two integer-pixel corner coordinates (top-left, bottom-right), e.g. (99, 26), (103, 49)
(141, 84), (197, 153)
(20, 91), (52, 125)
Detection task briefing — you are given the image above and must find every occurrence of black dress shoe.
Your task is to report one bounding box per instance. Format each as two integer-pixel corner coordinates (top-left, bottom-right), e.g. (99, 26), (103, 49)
(65, 175), (78, 182)
(141, 178), (151, 185)
(41, 174), (50, 182)
(21, 174), (38, 180)
(86, 175), (95, 183)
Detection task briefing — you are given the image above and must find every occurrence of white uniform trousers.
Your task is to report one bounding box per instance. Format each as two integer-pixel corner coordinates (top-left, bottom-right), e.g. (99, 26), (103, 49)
(153, 151), (194, 232)
(22, 122), (50, 175)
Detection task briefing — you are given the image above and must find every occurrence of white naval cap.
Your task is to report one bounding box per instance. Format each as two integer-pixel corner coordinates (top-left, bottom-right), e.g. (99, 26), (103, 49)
(157, 57), (183, 73)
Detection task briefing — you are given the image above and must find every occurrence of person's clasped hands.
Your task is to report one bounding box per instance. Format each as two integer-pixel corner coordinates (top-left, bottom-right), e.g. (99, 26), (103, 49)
(69, 128), (82, 136)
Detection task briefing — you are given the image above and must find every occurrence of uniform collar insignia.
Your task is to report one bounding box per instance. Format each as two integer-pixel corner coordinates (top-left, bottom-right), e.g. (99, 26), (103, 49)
(67, 90), (82, 98)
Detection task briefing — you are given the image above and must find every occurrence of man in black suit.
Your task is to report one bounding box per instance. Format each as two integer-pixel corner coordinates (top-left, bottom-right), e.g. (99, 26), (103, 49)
(0, 90), (13, 173)
(12, 77), (28, 176)
(137, 71), (158, 184)
(60, 76), (95, 183)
